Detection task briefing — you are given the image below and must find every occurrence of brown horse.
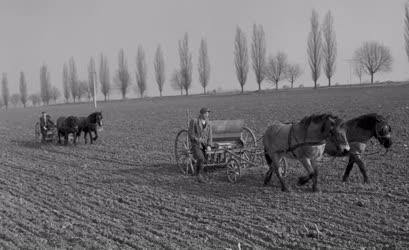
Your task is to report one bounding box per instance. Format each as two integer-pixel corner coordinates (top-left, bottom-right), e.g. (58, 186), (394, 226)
(77, 112), (103, 144)
(325, 113), (392, 183)
(263, 113), (349, 192)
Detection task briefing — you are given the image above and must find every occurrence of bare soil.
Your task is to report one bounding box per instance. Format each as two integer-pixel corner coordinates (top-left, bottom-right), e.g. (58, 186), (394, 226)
(0, 84), (408, 249)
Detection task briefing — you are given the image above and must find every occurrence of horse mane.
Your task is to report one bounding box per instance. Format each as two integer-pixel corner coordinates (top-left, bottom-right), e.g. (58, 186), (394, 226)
(355, 113), (386, 130)
(88, 112), (101, 123)
(299, 113), (340, 129)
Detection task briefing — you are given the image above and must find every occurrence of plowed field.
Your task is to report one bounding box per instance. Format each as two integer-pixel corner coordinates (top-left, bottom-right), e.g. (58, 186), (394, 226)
(1, 84), (408, 249)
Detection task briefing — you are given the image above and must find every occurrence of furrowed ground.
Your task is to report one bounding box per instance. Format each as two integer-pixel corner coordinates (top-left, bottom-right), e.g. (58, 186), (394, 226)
(0, 84), (408, 249)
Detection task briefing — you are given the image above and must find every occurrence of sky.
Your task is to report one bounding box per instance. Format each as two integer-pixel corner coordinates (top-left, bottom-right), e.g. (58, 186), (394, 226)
(1, 0), (409, 99)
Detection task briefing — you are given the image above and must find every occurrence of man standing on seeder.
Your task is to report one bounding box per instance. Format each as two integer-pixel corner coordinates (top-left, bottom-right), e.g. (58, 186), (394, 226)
(188, 107), (213, 183)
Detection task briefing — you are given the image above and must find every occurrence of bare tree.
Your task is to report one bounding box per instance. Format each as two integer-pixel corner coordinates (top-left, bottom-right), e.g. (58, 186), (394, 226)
(154, 45), (165, 97)
(234, 27), (249, 93)
(354, 41), (392, 84)
(40, 64), (52, 105)
(78, 81), (89, 101)
(1, 73), (9, 109)
(50, 86), (61, 103)
(99, 54), (111, 101)
(115, 49), (131, 99)
(265, 52), (288, 90)
(135, 46), (147, 97)
(405, 3), (409, 68)
(353, 60), (364, 84)
(68, 57), (79, 102)
(88, 57), (96, 102)
(307, 10), (322, 89)
(286, 64), (303, 88)
(171, 69), (183, 96)
(178, 33), (193, 95)
(29, 93), (41, 106)
(10, 93), (20, 107)
(19, 72), (27, 107)
(251, 23), (266, 91)
(198, 38), (211, 94)
(322, 11), (337, 87)
(62, 63), (70, 103)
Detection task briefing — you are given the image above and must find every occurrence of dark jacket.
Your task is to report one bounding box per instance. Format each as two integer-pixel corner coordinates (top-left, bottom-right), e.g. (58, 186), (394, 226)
(40, 115), (54, 130)
(188, 118), (213, 149)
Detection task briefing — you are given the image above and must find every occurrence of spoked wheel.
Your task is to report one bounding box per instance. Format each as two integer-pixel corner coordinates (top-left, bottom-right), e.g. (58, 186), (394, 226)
(241, 127), (257, 162)
(34, 122), (42, 143)
(226, 158), (241, 183)
(174, 129), (195, 175)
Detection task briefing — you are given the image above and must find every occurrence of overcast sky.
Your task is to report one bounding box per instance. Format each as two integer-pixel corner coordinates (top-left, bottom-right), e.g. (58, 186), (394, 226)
(1, 0), (408, 98)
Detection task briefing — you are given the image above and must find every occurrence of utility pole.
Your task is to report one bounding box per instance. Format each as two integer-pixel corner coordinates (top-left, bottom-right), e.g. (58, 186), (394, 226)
(93, 70), (97, 109)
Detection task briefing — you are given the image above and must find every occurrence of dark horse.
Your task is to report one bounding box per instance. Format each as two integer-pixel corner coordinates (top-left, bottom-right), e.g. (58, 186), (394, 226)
(325, 113), (392, 183)
(77, 112), (103, 144)
(56, 116), (80, 145)
(263, 113), (349, 192)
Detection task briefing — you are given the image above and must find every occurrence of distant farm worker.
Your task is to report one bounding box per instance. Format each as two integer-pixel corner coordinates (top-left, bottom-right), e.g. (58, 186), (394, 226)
(188, 107), (213, 183)
(40, 111), (55, 140)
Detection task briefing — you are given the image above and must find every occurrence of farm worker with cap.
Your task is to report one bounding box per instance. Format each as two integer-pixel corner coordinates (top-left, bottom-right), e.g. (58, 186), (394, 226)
(188, 107), (213, 183)
(39, 111), (55, 141)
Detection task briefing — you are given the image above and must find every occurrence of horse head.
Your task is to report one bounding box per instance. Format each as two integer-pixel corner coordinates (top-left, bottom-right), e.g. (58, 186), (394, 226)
(319, 114), (350, 155)
(374, 115), (392, 148)
(89, 112), (103, 127)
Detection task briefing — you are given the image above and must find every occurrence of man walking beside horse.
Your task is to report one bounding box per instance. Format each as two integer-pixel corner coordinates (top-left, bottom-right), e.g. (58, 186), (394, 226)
(188, 107), (213, 183)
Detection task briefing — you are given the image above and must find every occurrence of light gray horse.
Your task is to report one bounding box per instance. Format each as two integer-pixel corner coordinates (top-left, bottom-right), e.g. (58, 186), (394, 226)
(325, 113), (392, 183)
(263, 113), (350, 192)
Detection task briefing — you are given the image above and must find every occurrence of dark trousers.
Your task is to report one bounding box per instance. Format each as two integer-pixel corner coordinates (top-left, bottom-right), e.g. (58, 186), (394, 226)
(191, 144), (206, 175)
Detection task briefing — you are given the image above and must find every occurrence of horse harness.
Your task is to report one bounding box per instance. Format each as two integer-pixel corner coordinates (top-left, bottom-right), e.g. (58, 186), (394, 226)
(278, 123), (327, 157)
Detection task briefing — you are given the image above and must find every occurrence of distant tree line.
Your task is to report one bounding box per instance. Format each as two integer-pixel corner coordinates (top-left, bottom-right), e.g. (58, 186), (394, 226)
(4, 5), (408, 110)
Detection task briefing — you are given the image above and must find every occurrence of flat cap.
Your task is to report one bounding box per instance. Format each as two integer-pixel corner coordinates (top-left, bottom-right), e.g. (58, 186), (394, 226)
(199, 107), (211, 114)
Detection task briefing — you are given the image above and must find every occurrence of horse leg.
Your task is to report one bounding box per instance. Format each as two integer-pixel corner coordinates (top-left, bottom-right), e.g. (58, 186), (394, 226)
(64, 133), (68, 145)
(351, 153), (369, 183)
(93, 130), (98, 141)
(263, 152), (274, 186)
(342, 156), (355, 182)
(311, 160), (319, 192)
(89, 131), (94, 144)
(297, 158), (314, 186)
(58, 131), (62, 144)
(270, 154), (289, 192)
(272, 155), (290, 192)
(73, 133), (77, 145)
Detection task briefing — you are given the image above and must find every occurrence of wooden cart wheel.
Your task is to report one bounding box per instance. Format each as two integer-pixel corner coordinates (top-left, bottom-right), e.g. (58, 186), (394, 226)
(50, 127), (58, 143)
(174, 129), (195, 175)
(241, 127), (257, 162)
(34, 122), (42, 143)
(226, 158), (241, 183)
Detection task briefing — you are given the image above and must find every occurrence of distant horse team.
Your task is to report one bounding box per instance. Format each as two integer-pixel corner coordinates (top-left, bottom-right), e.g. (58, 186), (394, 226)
(41, 109), (392, 192)
(53, 112), (103, 145)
